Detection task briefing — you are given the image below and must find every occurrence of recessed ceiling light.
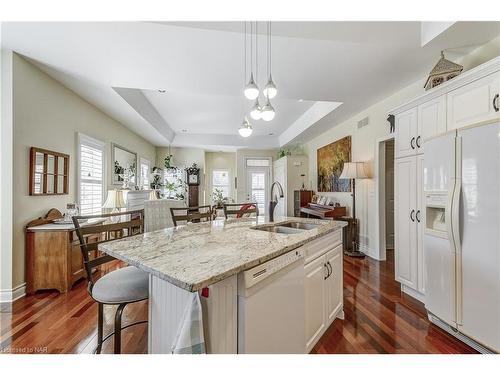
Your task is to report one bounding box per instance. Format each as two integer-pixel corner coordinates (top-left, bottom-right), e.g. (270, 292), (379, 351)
(158, 89), (166, 93)
(181, 129), (187, 133)
(298, 99), (304, 102)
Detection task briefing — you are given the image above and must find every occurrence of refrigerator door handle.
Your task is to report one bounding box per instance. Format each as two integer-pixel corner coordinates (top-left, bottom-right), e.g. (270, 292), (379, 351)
(453, 137), (463, 326)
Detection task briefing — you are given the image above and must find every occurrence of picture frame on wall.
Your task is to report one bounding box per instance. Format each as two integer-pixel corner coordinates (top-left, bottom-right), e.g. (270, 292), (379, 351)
(111, 143), (137, 187)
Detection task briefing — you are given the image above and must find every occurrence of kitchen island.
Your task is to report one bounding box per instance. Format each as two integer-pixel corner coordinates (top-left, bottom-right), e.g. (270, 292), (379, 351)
(99, 216), (346, 354)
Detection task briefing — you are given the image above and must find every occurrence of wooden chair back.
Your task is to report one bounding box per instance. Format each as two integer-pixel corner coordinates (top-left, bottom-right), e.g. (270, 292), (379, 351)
(170, 205), (213, 227)
(223, 203), (259, 219)
(72, 210), (144, 293)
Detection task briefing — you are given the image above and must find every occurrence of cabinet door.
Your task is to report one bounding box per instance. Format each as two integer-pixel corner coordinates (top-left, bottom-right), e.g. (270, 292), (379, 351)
(394, 157), (418, 289)
(417, 95), (446, 148)
(416, 154), (425, 294)
(395, 107), (418, 158)
(304, 255), (327, 351)
(447, 72), (500, 131)
(273, 162), (286, 217)
(325, 246), (343, 324)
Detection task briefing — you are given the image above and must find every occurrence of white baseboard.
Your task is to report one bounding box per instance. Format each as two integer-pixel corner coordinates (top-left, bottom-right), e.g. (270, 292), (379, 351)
(0, 283), (26, 303)
(401, 284), (425, 303)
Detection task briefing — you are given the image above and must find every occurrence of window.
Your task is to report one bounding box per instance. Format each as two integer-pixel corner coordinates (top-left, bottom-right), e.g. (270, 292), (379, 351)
(163, 168), (184, 199)
(246, 158), (270, 167)
(140, 158), (151, 190)
(78, 134), (105, 216)
(212, 169), (230, 200)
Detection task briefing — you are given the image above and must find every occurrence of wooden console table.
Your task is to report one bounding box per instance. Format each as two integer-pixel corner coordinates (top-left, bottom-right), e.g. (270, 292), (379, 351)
(25, 209), (103, 294)
(299, 203), (346, 219)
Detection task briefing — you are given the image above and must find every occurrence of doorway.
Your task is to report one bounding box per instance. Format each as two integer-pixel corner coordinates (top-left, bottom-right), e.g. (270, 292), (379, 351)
(375, 134), (395, 261)
(246, 168), (269, 215)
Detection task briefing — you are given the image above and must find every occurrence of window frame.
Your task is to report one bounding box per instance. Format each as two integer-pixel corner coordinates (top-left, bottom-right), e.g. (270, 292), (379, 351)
(212, 169), (230, 202)
(77, 133), (106, 215)
(139, 157), (151, 190)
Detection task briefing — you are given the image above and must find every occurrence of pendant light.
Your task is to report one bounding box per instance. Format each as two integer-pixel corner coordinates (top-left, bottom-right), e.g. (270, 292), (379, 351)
(263, 21), (277, 99)
(250, 98), (262, 120)
(261, 94), (275, 122)
(244, 22), (259, 100)
(239, 117), (253, 137)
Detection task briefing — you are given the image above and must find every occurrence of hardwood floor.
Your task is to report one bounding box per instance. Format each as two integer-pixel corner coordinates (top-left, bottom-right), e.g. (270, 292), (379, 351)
(1, 252), (477, 354)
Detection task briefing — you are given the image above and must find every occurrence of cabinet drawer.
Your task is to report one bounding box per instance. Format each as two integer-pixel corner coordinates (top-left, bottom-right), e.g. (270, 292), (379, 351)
(304, 230), (342, 264)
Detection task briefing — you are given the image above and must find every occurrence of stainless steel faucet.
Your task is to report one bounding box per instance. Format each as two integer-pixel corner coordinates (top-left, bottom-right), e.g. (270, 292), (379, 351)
(269, 181), (284, 222)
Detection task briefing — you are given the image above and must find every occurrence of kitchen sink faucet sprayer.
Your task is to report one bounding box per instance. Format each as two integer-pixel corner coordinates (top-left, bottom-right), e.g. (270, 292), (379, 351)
(269, 181), (284, 222)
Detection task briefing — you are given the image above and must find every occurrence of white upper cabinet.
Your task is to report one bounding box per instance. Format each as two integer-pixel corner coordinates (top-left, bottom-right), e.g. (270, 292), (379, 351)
(418, 95), (446, 145)
(447, 72), (500, 131)
(395, 107), (418, 158)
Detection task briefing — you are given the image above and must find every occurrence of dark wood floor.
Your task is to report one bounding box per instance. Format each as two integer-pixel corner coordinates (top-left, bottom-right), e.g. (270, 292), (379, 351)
(1, 251), (477, 354)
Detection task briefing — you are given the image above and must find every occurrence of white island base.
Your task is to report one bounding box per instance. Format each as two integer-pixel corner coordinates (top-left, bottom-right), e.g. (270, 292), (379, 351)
(147, 229), (345, 354)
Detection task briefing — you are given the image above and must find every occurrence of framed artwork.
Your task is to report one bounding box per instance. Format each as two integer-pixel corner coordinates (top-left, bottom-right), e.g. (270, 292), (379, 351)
(112, 143), (137, 186)
(317, 136), (351, 192)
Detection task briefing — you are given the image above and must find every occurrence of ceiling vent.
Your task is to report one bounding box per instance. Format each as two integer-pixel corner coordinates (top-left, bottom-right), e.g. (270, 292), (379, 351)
(357, 116), (369, 129)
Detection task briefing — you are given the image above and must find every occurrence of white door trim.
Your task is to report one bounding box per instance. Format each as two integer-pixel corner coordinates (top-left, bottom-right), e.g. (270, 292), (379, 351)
(374, 133), (395, 261)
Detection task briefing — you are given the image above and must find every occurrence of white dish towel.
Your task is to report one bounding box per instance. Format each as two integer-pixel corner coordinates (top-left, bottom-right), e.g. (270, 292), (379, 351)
(171, 292), (206, 354)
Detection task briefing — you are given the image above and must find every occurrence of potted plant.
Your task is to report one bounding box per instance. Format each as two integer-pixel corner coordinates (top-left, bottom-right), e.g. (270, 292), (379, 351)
(211, 188), (232, 209)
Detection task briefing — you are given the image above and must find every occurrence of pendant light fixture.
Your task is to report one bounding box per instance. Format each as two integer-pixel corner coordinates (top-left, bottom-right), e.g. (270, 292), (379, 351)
(244, 22), (259, 100)
(239, 117), (253, 137)
(263, 21), (278, 99)
(261, 94), (275, 122)
(250, 98), (262, 120)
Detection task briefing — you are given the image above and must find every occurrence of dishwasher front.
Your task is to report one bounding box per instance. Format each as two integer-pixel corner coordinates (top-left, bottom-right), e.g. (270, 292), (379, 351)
(237, 248), (306, 354)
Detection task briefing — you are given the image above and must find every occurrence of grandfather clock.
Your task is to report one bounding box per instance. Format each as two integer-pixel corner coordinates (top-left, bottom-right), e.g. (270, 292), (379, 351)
(185, 163), (200, 207)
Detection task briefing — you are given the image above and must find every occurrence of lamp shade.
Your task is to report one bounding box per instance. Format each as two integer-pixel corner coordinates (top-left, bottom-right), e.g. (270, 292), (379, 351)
(102, 189), (126, 209)
(339, 162), (368, 180)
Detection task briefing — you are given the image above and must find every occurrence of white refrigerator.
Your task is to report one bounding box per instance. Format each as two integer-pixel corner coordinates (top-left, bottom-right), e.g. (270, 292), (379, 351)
(423, 120), (500, 353)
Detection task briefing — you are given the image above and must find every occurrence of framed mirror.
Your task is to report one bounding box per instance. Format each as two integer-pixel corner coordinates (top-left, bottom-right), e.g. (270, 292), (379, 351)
(29, 147), (69, 196)
(111, 143), (137, 187)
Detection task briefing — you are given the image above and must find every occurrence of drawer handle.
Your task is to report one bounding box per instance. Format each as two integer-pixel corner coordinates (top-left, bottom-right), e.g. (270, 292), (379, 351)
(494, 94), (499, 112)
(416, 135), (421, 148)
(324, 263), (329, 280)
(410, 137), (416, 149)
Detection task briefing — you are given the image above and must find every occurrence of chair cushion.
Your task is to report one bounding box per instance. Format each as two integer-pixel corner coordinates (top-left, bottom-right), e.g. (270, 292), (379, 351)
(91, 266), (149, 304)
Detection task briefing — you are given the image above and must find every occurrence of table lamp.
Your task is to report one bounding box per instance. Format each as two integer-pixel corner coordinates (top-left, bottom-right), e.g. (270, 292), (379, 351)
(102, 189), (125, 213)
(339, 161), (368, 257)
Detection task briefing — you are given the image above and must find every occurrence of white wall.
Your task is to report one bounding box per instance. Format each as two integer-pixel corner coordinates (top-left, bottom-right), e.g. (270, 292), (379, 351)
(11, 54), (157, 290)
(303, 35), (500, 258)
(204, 152), (236, 204)
(1, 49), (14, 300)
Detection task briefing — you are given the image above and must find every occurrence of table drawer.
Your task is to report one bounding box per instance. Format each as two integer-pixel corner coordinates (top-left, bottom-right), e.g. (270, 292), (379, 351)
(304, 230), (342, 264)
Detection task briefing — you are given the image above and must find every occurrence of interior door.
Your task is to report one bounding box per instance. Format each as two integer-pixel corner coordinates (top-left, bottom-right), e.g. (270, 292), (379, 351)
(458, 121), (500, 352)
(395, 157), (418, 289)
(304, 255), (326, 352)
(325, 246), (342, 324)
(246, 167), (269, 215)
(395, 107), (418, 158)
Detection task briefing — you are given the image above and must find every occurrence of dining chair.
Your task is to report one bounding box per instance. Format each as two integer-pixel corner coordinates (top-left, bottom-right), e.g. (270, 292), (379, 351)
(170, 205), (213, 227)
(144, 199), (172, 232)
(222, 203), (259, 219)
(72, 210), (148, 354)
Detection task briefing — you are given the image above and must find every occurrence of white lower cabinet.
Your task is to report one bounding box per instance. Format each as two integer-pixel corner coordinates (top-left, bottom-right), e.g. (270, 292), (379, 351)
(304, 240), (343, 352)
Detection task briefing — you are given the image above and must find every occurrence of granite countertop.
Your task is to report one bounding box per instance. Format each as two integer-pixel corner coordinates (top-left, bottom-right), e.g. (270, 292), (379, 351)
(98, 216), (347, 292)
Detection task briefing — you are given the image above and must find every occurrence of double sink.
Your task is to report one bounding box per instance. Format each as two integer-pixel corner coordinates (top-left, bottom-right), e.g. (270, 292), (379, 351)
(250, 220), (319, 234)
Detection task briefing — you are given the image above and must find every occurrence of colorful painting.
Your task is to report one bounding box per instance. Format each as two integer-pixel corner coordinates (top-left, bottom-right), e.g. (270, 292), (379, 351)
(317, 136), (351, 192)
